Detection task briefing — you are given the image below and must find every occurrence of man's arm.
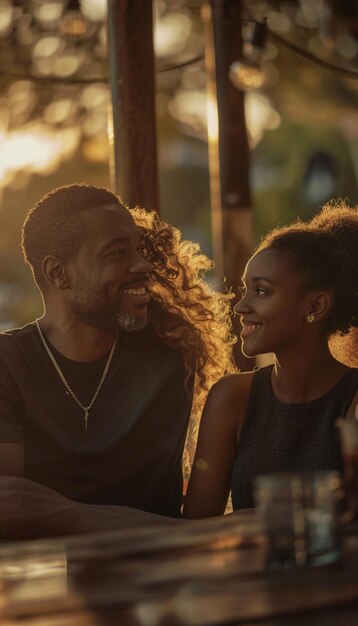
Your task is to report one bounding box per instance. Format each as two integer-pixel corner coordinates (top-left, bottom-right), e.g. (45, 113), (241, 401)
(0, 444), (178, 540)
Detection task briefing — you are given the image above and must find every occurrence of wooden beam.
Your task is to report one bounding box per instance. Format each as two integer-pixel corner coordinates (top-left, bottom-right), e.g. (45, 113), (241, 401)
(203, 0), (254, 370)
(107, 0), (159, 213)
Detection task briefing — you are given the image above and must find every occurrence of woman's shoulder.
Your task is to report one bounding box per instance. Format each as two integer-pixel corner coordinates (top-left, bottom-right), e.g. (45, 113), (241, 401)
(206, 370), (256, 418)
(213, 369), (255, 393)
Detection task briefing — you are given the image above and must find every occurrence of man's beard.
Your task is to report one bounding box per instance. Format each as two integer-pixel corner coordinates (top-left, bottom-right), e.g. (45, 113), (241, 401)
(116, 310), (148, 332)
(72, 277), (148, 332)
(73, 301), (148, 332)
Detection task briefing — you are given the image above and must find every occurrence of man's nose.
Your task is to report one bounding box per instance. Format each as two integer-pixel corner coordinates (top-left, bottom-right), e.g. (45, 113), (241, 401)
(129, 252), (153, 274)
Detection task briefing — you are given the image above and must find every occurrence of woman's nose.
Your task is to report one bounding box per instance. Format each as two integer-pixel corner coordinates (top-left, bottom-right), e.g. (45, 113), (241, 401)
(234, 295), (251, 315)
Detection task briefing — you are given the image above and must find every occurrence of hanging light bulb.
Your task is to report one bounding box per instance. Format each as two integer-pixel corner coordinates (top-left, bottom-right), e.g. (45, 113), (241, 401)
(229, 58), (266, 90)
(59, 0), (94, 40)
(229, 20), (267, 91)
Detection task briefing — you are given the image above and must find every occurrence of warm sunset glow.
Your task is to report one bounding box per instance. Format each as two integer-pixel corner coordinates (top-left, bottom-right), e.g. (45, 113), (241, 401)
(0, 124), (80, 187)
(206, 93), (219, 142)
(154, 12), (192, 58)
(245, 93), (281, 147)
(168, 88), (280, 148)
(80, 0), (107, 22)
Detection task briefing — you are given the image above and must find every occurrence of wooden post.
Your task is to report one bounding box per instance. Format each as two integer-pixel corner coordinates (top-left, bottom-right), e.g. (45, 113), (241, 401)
(202, 0), (254, 370)
(107, 0), (160, 213)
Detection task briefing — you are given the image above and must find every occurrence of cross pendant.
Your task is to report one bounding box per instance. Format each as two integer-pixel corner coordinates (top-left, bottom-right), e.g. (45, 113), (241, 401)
(84, 409), (89, 431)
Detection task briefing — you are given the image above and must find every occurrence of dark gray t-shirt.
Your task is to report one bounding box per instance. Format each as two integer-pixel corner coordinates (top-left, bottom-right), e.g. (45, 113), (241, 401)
(0, 323), (193, 517)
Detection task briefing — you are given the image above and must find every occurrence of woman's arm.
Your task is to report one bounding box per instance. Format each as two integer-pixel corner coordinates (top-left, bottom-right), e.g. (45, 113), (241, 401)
(183, 372), (253, 519)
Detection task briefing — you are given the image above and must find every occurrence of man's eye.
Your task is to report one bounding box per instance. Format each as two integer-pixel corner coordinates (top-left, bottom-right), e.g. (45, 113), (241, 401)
(107, 249), (126, 259)
(255, 287), (267, 296)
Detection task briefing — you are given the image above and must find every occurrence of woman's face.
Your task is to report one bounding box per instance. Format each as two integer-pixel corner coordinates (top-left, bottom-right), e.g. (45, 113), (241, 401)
(235, 248), (313, 358)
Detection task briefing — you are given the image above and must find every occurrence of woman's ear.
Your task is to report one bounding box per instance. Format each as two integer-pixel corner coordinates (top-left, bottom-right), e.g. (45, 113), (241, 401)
(306, 291), (332, 323)
(42, 256), (70, 289)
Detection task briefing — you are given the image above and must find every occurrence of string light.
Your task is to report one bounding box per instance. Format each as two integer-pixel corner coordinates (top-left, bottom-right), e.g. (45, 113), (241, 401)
(229, 20), (267, 92)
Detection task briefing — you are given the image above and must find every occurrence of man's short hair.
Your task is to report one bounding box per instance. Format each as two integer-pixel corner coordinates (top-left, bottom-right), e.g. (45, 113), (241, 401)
(22, 183), (122, 285)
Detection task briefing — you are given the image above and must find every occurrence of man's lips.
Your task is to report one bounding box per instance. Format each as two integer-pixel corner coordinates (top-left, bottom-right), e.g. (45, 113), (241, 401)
(120, 281), (150, 304)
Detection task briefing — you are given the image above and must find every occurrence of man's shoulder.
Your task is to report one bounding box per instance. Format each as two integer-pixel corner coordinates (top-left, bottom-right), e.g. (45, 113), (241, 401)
(0, 323), (37, 353)
(1, 322), (36, 338)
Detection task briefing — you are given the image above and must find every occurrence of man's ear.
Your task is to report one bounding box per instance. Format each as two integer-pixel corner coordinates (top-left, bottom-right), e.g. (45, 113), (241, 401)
(306, 291), (332, 323)
(42, 256), (70, 289)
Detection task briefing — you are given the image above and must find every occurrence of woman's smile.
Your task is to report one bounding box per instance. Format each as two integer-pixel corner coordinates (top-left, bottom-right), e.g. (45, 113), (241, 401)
(240, 321), (262, 339)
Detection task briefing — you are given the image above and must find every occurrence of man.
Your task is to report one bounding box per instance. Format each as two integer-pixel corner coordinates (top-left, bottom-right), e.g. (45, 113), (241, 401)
(0, 184), (234, 539)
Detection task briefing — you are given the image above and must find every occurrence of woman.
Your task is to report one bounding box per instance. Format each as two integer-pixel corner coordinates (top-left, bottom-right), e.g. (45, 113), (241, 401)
(183, 201), (358, 517)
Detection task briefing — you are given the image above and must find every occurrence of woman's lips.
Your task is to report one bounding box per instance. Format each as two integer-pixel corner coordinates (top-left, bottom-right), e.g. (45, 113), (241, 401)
(241, 323), (261, 339)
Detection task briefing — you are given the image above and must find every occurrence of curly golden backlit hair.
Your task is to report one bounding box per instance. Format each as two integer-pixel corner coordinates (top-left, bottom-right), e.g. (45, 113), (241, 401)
(22, 184), (237, 469)
(131, 206), (237, 467)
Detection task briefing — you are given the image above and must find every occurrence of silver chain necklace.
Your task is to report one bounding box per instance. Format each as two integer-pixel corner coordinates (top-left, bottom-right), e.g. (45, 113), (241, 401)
(35, 320), (117, 431)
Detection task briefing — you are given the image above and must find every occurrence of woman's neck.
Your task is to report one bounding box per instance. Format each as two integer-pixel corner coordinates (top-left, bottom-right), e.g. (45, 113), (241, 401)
(271, 343), (348, 403)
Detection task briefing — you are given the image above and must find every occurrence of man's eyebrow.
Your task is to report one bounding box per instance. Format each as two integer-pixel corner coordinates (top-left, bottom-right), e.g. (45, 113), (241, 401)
(99, 237), (130, 253)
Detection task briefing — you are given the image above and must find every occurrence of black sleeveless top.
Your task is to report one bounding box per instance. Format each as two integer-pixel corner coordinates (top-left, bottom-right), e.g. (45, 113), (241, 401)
(230, 366), (358, 510)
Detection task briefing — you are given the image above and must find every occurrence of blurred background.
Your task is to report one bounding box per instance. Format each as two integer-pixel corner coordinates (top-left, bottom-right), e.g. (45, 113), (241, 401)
(0, 0), (357, 332)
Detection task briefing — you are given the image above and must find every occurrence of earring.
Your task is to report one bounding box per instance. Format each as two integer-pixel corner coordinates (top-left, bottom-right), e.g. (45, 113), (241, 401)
(306, 314), (315, 323)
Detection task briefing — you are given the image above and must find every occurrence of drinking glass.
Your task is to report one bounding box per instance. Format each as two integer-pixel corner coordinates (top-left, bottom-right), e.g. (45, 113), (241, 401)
(254, 471), (343, 569)
(336, 418), (358, 517)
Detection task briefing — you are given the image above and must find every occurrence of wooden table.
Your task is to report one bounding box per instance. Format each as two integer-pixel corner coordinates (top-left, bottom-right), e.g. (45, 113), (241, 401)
(1, 511), (358, 626)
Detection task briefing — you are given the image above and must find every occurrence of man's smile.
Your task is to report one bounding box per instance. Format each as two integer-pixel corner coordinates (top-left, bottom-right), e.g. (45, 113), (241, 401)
(120, 281), (150, 304)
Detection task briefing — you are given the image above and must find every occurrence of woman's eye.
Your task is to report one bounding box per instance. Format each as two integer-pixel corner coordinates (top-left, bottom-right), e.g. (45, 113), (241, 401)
(255, 287), (267, 296)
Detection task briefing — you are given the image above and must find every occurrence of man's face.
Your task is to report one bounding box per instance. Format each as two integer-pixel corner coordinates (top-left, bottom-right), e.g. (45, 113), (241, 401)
(69, 204), (152, 332)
